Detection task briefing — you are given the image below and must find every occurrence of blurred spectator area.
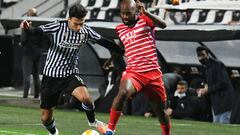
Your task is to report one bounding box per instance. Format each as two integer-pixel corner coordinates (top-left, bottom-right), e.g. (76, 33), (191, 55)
(0, 0), (19, 8)
(0, 0), (239, 24)
(149, 0), (240, 25)
(79, 0), (121, 21)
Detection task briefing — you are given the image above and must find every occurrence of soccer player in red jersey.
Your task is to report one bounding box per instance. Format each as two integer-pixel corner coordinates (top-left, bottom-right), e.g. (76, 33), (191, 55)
(100, 0), (171, 135)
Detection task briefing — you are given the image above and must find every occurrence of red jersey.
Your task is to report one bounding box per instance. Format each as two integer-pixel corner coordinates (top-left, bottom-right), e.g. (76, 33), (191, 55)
(115, 15), (160, 72)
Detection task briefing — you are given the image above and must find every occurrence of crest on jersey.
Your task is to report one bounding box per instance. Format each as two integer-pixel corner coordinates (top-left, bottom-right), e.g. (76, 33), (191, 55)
(125, 31), (136, 44)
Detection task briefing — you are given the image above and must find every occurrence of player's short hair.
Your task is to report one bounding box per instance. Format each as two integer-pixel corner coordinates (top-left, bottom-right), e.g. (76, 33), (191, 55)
(27, 8), (37, 16)
(177, 80), (188, 88)
(196, 46), (208, 53)
(69, 4), (87, 19)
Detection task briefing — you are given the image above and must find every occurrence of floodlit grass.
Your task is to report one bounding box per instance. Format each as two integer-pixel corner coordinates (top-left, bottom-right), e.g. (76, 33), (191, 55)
(0, 96), (18, 99)
(0, 105), (239, 135)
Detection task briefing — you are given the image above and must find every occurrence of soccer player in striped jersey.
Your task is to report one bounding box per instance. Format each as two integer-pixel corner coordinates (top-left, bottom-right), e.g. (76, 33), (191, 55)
(101, 0), (171, 135)
(20, 4), (123, 135)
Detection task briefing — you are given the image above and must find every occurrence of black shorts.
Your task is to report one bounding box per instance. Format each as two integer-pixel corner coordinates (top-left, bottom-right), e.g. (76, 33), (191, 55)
(40, 74), (86, 109)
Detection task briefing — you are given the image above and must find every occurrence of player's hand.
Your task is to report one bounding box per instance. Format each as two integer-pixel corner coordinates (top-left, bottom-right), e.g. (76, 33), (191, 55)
(20, 20), (31, 30)
(165, 108), (173, 115)
(103, 59), (114, 71)
(136, 0), (147, 15)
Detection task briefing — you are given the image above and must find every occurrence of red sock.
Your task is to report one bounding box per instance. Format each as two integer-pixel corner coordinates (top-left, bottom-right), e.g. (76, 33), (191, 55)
(108, 108), (122, 131)
(160, 123), (171, 135)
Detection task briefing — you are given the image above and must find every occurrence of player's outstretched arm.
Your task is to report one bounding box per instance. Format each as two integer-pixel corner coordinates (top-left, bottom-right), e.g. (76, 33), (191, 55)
(136, 0), (166, 28)
(20, 20), (43, 34)
(97, 37), (125, 56)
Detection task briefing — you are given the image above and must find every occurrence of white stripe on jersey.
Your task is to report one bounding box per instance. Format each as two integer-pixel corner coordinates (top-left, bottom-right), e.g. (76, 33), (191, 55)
(40, 20), (101, 77)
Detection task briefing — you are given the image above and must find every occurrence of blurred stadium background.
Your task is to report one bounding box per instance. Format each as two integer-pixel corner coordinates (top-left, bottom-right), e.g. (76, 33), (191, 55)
(0, 0), (240, 134)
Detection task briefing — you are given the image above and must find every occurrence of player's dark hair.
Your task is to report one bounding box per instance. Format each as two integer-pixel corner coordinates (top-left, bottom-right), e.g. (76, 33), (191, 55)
(196, 46), (208, 53)
(178, 80), (188, 88)
(69, 4), (87, 19)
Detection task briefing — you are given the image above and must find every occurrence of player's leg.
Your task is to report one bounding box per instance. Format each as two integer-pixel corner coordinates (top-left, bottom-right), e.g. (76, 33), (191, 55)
(149, 100), (171, 135)
(40, 76), (61, 135)
(72, 86), (96, 123)
(41, 109), (58, 135)
(104, 79), (137, 135)
(145, 70), (171, 135)
(70, 74), (106, 128)
(22, 56), (32, 98)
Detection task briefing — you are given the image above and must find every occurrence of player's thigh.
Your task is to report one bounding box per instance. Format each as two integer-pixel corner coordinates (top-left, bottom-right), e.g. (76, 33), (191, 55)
(120, 71), (144, 97)
(72, 86), (92, 103)
(144, 77), (167, 102)
(65, 74), (90, 102)
(119, 78), (137, 98)
(40, 76), (64, 109)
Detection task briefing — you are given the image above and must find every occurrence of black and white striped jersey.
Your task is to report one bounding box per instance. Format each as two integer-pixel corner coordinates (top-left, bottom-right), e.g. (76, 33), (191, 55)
(39, 20), (101, 78)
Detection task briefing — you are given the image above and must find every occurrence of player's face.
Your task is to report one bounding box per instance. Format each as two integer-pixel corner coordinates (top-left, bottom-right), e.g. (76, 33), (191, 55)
(176, 84), (187, 94)
(197, 50), (209, 65)
(120, 4), (137, 26)
(68, 17), (85, 32)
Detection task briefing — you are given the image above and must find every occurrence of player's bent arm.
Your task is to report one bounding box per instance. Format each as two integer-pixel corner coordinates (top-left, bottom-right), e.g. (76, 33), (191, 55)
(20, 29), (27, 46)
(144, 11), (167, 29)
(21, 26), (44, 35)
(136, 0), (166, 28)
(20, 20), (44, 35)
(97, 37), (125, 56)
(27, 27), (44, 35)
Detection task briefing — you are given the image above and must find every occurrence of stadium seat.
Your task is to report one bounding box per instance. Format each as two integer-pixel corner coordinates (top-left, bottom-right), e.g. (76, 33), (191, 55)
(101, 0), (119, 10)
(89, 8), (100, 20)
(105, 9), (119, 22)
(97, 10), (106, 20)
(232, 11), (240, 23)
(80, 0), (90, 7)
(102, 0), (111, 7)
(187, 10), (201, 24)
(218, 11), (233, 24)
(87, 0), (104, 10)
(199, 10), (217, 24)
(214, 10), (226, 23)
(149, 0), (167, 19)
(87, 0), (96, 7)
(161, 11), (175, 25)
(85, 10), (91, 20)
(197, 10), (208, 23)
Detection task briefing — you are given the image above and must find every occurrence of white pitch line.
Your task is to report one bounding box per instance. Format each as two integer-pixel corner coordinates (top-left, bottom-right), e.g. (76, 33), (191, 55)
(0, 130), (38, 135)
(173, 123), (192, 126)
(21, 123), (42, 126)
(1, 123), (42, 126)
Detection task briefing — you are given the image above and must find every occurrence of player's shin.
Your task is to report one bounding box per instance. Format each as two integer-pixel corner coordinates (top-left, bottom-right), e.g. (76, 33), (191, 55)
(82, 102), (95, 123)
(43, 119), (57, 134)
(108, 108), (122, 131)
(160, 123), (171, 135)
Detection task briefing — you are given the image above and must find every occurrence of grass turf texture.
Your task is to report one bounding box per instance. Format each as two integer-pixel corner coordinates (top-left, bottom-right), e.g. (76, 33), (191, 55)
(0, 105), (239, 135)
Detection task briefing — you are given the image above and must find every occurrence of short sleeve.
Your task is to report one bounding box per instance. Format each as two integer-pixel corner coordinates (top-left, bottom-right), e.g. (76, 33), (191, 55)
(139, 15), (155, 30)
(39, 20), (60, 34)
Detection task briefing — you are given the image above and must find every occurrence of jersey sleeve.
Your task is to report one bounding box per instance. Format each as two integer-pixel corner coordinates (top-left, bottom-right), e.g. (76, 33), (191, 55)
(39, 20), (60, 34)
(140, 15), (155, 30)
(85, 25), (101, 42)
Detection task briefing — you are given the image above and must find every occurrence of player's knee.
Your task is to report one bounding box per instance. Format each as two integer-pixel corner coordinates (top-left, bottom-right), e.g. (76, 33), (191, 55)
(81, 96), (92, 105)
(41, 113), (52, 124)
(118, 88), (129, 99)
(41, 110), (53, 124)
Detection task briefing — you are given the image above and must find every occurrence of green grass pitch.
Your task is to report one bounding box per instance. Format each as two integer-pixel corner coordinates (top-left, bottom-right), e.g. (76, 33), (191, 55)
(0, 105), (239, 135)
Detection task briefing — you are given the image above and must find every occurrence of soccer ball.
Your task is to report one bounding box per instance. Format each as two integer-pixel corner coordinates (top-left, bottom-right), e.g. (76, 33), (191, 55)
(81, 129), (100, 135)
